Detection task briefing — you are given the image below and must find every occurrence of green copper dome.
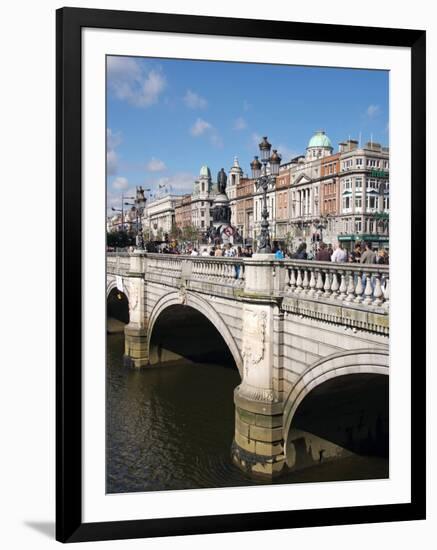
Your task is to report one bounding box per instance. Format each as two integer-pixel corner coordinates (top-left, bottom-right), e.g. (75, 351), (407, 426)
(199, 165), (211, 178)
(307, 130), (332, 149)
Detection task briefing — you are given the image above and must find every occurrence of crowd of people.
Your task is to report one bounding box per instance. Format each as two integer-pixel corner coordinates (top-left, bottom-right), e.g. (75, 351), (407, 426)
(274, 240), (389, 265)
(127, 240), (388, 265)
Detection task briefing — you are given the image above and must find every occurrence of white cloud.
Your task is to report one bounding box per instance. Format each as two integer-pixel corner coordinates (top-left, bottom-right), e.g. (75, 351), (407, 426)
(112, 176), (129, 190)
(183, 89), (207, 109)
(146, 157), (166, 172)
(190, 118), (212, 136)
(107, 56), (166, 108)
(107, 149), (118, 176)
(107, 128), (122, 150)
(107, 187), (137, 214)
(106, 128), (122, 176)
(233, 117), (247, 131)
(366, 104), (380, 118)
(250, 132), (262, 150)
(277, 144), (299, 162)
(190, 118), (223, 148)
(151, 172), (195, 195)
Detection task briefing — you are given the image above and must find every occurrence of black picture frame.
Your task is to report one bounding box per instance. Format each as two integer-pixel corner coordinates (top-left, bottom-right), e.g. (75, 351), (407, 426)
(56, 7), (426, 543)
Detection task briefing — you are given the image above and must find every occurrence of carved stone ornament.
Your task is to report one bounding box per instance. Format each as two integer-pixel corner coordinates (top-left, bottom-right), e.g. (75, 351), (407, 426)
(179, 285), (187, 305)
(129, 282), (139, 311)
(242, 310), (267, 369)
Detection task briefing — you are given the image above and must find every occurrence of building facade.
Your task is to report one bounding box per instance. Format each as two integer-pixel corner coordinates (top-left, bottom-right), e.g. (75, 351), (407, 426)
(145, 195), (182, 239)
(235, 177), (254, 242)
(227, 157), (244, 226)
(275, 170), (291, 240)
(337, 140), (389, 249)
(191, 165), (217, 234)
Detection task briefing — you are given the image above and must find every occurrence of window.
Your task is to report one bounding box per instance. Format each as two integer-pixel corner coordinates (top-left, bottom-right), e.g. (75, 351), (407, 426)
(355, 218), (362, 232)
(366, 195), (377, 209)
(355, 177), (362, 190)
(343, 178), (352, 191)
(367, 178), (378, 190)
(201, 210), (205, 217)
(355, 196), (362, 208)
(343, 197), (351, 210)
(356, 158), (363, 166)
(201, 220), (205, 228)
(201, 182), (205, 192)
(369, 220), (375, 233)
(384, 196), (390, 210)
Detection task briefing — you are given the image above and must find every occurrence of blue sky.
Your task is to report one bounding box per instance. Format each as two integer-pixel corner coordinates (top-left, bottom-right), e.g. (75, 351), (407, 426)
(106, 55), (388, 212)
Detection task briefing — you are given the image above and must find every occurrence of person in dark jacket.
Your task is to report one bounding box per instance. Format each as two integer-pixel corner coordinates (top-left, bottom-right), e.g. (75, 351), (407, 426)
(316, 242), (331, 261)
(293, 242), (308, 260)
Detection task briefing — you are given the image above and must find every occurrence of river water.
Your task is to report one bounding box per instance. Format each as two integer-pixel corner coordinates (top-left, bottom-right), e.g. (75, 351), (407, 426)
(106, 333), (388, 493)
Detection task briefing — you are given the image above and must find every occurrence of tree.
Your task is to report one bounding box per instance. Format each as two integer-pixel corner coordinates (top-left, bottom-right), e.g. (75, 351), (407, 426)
(182, 224), (199, 243)
(143, 227), (152, 243)
(169, 222), (182, 241)
(106, 230), (135, 248)
(156, 227), (164, 242)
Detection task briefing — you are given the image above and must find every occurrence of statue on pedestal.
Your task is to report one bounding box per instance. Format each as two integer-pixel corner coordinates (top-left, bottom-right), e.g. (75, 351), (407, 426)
(217, 168), (227, 195)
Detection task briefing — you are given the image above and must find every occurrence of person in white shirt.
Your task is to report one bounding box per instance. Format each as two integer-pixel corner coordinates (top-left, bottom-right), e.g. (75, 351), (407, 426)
(331, 242), (348, 262)
(201, 248), (209, 257)
(190, 248), (199, 256)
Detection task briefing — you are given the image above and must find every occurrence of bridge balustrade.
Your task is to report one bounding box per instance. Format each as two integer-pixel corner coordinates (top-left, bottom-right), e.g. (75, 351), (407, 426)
(107, 252), (389, 311)
(279, 260), (389, 310)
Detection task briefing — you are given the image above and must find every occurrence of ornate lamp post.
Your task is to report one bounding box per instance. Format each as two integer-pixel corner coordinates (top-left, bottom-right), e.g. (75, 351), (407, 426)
(250, 136), (281, 253)
(135, 186), (148, 250)
(317, 215), (328, 243)
(121, 186), (149, 250)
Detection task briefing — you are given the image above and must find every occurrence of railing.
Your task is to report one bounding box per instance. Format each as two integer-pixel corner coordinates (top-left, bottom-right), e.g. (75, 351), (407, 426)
(106, 254), (131, 275)
(278, 260), (389, 310)
(106, 253), (389, 310)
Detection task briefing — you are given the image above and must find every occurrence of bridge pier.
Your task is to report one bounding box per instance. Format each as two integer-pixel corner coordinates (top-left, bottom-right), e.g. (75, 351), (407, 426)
(231, 255), (286, 479)
(232, 391), (285, 478)
(124, 326), (148, 368)
(123, 253), (149, 368)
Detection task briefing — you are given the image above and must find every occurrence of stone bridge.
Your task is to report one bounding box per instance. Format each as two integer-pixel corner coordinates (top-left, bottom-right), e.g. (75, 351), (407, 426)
(107, 251), (389, 480)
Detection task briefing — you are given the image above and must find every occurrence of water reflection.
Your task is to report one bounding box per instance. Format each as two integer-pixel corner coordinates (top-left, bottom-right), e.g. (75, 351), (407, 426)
(106, 333), (388, 493)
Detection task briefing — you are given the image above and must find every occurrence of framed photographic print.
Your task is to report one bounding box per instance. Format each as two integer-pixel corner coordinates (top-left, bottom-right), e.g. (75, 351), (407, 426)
(56, 7), (426, 543)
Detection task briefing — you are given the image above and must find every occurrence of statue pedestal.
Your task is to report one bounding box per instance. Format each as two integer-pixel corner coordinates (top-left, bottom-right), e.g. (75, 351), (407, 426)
(211, 191), (233, 245)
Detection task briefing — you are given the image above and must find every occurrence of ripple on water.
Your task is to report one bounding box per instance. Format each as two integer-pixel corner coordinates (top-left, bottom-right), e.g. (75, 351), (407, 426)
(106, 333), (388, 493)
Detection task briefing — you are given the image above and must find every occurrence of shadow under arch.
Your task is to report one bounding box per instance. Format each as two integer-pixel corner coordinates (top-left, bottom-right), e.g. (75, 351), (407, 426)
(106, 277), (130, 302)
(107, 287), (129, 326)
(147, 291), (243, 376)
(283, 349), (389, 451)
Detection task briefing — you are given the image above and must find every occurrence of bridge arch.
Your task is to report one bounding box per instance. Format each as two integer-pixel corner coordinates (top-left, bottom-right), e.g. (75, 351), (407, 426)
(283, 349), (389, 448)
(147, 291), (243, 376)
(106, 277), (130, 302)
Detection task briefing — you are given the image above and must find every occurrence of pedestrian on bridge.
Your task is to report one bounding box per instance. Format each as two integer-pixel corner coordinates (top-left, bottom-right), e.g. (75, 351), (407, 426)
(331, 242), (348, 263)
(315, 242), (331, 261)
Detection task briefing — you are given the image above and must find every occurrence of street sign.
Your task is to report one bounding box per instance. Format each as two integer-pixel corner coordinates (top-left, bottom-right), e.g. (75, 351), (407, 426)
(370, 169), (389, 178)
